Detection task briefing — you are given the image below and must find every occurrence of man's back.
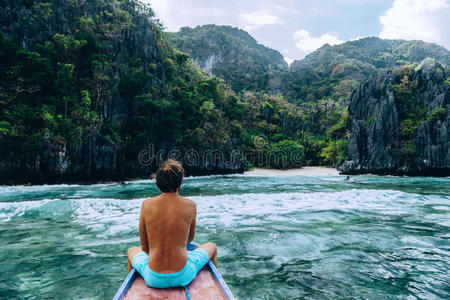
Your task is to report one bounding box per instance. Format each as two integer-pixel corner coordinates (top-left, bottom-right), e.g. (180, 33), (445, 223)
(141, 194), (196, 273)
(126, 159), (217, 289)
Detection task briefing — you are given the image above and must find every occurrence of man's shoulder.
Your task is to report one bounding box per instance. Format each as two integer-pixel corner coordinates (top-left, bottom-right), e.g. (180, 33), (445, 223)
(181, 197), (196, 208)
(142, 197), (158, 208)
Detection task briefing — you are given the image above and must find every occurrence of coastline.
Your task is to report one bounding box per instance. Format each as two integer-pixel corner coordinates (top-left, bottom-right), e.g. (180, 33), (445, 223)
(244, 167), (340, 176)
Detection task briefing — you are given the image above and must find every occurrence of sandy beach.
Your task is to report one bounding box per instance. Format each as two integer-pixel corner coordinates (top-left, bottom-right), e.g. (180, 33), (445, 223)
(244, 167), (340, 176)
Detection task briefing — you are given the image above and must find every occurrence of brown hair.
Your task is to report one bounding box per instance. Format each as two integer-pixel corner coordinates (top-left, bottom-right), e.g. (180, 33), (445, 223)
(155, 159), (184, 193)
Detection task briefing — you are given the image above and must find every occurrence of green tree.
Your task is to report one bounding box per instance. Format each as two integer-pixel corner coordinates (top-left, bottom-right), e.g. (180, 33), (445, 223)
(320, 139), (348, 166)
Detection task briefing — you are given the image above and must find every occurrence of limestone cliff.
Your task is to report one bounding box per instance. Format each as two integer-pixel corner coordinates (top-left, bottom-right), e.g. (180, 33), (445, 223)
(340, 59), (450, 176)
(0, 0), (247, 184)
(168, 25), (288, 93)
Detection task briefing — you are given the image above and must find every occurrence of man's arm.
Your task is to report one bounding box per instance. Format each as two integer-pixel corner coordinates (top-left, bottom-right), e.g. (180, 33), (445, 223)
(187, 204), (196, 244)
(139, 203), (149, 254)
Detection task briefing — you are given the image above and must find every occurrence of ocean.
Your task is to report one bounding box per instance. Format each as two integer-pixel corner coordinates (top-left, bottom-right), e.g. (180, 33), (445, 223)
(0, 173), (449, 299)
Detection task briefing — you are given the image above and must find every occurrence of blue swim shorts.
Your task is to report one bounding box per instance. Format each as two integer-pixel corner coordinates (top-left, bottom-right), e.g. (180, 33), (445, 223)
(132, 248), (210, 288)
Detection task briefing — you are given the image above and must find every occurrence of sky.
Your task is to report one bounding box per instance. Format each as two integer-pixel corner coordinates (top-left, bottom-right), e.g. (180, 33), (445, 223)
(146, 0), (450, 64)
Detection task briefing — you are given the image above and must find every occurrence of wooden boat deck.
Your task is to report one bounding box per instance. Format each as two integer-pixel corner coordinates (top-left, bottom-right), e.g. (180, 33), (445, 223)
(113, 242), (234, 300)
(124, 267), (227, 300)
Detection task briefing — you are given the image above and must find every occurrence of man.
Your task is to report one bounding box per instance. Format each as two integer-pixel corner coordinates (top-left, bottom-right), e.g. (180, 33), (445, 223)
(127, 159), (218, 288)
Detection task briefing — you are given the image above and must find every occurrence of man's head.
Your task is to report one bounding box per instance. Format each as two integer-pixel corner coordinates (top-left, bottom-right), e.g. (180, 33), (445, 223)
(155, 159), (184, 193)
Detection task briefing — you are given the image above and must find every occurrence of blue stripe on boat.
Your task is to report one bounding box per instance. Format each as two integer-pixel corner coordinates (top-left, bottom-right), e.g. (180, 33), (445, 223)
(113, 268), (137, 300)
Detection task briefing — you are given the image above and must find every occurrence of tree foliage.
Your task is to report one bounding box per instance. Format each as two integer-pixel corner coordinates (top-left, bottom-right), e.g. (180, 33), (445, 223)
(1, 0), (448, 175)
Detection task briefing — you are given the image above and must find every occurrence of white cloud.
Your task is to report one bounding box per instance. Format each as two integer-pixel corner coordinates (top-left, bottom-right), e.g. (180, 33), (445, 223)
(145, 0), (172, 29)
(241, 11), (281, 30)
(379, 0), (450, 46)
(284, 56), (294, 65)
(293, 29), (344, 52)
(349, 36), (364, 42)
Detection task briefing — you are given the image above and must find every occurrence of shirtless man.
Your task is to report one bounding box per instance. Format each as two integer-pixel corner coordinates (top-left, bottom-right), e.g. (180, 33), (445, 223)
(126, 159), (217, 288)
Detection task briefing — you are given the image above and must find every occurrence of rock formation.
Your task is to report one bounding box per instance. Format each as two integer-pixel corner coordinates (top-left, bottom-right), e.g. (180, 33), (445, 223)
(0, 1), (247, 184)
(340, 59), (449, 176)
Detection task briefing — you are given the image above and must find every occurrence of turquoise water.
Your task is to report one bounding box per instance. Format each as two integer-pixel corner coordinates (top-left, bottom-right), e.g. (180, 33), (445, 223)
(0, 174), (449, 299)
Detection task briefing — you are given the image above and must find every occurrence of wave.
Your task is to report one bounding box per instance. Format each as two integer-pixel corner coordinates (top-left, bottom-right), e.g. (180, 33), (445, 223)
(0, 182), (121, 195)
(1, 189), (448, 233)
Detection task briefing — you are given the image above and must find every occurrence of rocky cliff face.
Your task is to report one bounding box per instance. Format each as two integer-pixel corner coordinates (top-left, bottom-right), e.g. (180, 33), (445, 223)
(0, 0), (159, 183)
(285, 37), (450, 106)
(169, 25), (288, 93)
(0, 1), (247, 184)
(340, 59), (450, 176)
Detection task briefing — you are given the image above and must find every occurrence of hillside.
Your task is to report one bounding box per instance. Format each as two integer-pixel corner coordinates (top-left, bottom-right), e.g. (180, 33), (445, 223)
(285, 37), (450, 104)
(0, 0), (252, 183)
(168, 25), (288, 93)
(169, 28), (450, 105)
(1, 1), (449, 183)
(0, 0), (318, 184)
(169, 28), (450, 141)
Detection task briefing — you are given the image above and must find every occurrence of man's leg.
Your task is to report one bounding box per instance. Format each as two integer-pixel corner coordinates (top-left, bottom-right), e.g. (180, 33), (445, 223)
(199, 242), (218, 266)
(127, 246), (144, 272)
